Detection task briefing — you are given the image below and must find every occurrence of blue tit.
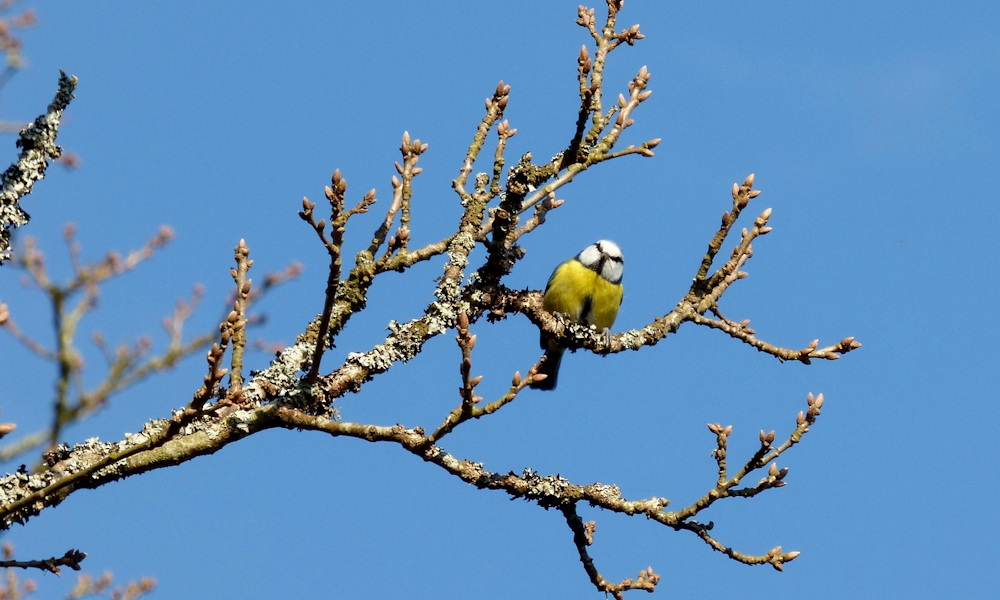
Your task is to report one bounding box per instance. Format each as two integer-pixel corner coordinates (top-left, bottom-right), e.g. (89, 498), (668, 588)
(530, 240), (624, 390)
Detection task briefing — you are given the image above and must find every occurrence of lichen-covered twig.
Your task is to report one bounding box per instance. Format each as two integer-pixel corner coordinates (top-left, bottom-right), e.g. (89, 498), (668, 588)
(0, 71), (76, 264)
(0, 387), (814, 589)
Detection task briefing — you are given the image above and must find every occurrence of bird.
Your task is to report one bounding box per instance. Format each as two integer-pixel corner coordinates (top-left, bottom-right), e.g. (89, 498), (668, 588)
(530, 239), (624, 390)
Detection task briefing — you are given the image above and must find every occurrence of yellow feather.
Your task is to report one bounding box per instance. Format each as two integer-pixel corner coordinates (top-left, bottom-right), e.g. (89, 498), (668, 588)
(542, 259), (623, 330)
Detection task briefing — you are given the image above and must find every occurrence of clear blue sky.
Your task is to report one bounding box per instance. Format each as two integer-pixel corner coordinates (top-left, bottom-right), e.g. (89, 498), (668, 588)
(1, 1), (996, 598)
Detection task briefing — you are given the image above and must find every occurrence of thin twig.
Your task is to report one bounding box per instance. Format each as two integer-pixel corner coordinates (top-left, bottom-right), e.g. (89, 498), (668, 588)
(0, 548), (86, 575)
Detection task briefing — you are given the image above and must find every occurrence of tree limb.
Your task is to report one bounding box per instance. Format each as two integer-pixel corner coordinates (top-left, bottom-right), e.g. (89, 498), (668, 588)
(0, 70), (76, 264)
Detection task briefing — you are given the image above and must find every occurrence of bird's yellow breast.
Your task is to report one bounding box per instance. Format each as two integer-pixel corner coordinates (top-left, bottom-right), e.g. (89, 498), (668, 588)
(543, 259), (623, 330)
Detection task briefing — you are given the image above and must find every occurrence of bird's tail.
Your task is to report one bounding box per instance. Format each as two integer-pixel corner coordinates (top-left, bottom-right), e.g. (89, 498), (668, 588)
(530, 346), (564, 391)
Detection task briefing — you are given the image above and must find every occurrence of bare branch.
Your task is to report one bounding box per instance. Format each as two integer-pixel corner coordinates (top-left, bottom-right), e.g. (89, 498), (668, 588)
(0, 548), (86, 575)
(562, 503), (661, 598)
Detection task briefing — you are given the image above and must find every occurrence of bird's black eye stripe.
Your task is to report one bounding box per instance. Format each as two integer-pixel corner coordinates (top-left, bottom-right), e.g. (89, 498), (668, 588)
(597, 255), (622, 271)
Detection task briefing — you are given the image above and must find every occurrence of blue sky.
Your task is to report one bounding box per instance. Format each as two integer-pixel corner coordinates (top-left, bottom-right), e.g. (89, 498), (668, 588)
(1, 1), (997, 598)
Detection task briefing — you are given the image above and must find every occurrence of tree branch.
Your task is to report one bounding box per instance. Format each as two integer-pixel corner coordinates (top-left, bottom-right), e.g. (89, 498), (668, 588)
(0, 70), (76, 264)
(0, 548), (86, 575)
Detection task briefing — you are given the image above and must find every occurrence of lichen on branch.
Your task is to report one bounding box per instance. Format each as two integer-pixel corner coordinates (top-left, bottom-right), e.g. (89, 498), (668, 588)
(0, 70), (76, 264)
